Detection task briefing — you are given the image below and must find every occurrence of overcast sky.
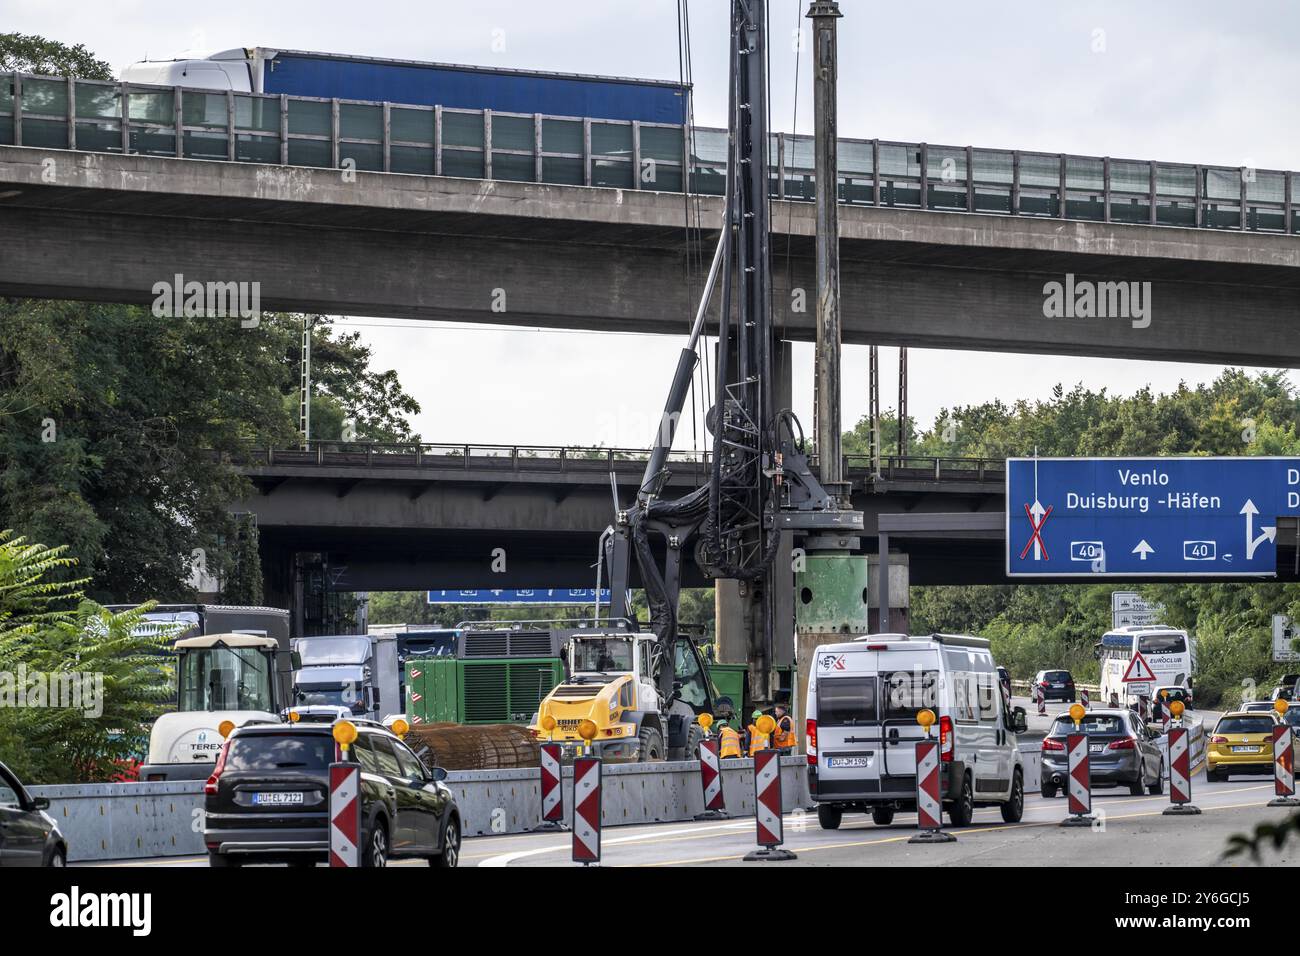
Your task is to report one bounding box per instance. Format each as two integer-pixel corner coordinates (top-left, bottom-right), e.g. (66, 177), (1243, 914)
(9, 0), (1298, 448)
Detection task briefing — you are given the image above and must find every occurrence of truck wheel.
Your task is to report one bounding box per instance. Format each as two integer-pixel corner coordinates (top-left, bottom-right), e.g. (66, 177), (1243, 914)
(817, 804), (842, 830)
(947, 774), (975, 827)
(1000, 770), (1024, 823)
(637, 725), (665, 762)
(871, 807), (895, 826)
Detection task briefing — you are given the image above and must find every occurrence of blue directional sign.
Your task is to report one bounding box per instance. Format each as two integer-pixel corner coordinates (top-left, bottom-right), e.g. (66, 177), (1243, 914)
(426, 588), (611, 605)
(1006, 457), (1298, 577)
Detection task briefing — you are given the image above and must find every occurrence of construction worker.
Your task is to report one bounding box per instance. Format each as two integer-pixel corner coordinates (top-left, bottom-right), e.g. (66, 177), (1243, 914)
(772, 702), (796, 753)
(746, 709), (770, 755)
(717, 719), (743, 759)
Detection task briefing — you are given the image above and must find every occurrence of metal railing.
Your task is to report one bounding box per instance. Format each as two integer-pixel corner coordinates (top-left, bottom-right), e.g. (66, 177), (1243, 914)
(227, 442), (1006, 484)
(3, 71), (1296, 235)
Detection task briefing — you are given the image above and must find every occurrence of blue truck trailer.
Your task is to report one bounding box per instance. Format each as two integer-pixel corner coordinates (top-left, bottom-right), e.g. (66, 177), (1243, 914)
(121, 47), (689, 124)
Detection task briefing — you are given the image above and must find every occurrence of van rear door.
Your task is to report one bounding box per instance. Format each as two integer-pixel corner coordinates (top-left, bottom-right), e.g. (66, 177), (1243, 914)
(878, 647), (941, 786)
(813, 649), (880, 796)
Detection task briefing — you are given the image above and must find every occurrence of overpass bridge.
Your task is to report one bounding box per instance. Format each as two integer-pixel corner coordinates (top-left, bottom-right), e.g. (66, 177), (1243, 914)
(230, 443), (1006, 607)
(1, 72), (1298, 365)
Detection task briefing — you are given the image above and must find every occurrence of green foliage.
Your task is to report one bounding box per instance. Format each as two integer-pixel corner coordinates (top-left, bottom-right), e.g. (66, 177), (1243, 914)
(0, 602), (175, 783)
(0, 33), (112, 79)
(0, 530), (88, 633)
(0, 303), (420, 604)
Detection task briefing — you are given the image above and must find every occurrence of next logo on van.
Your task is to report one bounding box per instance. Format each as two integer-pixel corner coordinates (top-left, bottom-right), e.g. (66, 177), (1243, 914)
(819, 654), (847, 671)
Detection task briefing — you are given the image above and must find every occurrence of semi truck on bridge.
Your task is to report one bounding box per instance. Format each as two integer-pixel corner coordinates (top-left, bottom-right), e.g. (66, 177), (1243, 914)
(120, 47), (690, 124)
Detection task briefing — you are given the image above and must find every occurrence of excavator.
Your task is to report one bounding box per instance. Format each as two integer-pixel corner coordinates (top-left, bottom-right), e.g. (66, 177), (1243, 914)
(527, 0), (861, 761)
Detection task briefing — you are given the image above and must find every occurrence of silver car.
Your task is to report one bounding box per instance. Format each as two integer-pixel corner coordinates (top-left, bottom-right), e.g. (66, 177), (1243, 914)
(1040, 708), (1164, 798)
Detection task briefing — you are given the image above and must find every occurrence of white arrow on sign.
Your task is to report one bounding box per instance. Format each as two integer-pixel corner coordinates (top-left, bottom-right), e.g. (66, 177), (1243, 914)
(1029, 499), (1046, 560)
(1132, 540), (1155, 561)
(1241, 499), (1277, 561)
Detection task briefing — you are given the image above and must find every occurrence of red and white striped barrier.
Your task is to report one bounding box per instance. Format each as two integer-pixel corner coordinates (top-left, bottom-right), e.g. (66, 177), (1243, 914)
(571, 755), (602, 865)
(1080, 690), (1090, 708)
(328, 761), (361, 867)
(1269, 725), (1300, 807)
(694, 737), (728, 820)
(1035, 685), (1046, 716)
(743, 749), (796, 861)
(1163, 725), (1201, 815)
(909, 738), (956, 843)
(1060, 732), (1093, 826)
(534, 743), (566, 831)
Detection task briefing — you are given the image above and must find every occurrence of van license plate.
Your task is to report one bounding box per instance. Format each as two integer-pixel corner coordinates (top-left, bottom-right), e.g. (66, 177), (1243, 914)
(252, 791), (305, 805)
(827, 756), (870, 768)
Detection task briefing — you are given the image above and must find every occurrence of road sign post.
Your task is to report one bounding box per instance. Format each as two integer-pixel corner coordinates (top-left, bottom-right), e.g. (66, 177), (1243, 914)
(1061, 703), (1094, 827)
(745, 715), (796, 862)
(1164, 701), (1201, 816)
(1269, 700), (1300, 807)
(534, 738), (567, 832)
(909, 709), (956, 844)
(329, 720), (361, 867)
(694, 714), (729, 820)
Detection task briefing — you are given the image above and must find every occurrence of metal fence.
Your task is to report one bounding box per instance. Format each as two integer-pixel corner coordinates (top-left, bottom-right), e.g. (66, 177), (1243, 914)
(3, 72), (1296, 234)
(228, 442), (1006, 483)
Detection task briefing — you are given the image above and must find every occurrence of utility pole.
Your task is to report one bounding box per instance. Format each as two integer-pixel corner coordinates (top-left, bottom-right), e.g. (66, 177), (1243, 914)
(794, 0), (872, 740)
(809, 0), (845, 502)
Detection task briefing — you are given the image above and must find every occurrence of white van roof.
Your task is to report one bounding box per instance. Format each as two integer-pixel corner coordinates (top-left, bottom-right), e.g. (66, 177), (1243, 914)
(826, 633), (991, 653)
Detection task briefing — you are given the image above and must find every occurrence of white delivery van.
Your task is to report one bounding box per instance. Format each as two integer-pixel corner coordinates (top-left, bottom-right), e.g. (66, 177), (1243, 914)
(805, 633), (1029, 830)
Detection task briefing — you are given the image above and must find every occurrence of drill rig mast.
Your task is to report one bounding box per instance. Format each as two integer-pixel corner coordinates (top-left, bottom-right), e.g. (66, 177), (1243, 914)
(602, 0), (863, 708)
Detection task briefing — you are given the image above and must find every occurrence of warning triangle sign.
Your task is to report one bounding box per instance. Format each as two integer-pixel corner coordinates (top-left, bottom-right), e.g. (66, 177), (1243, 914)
(1122, 651), (1156, 683)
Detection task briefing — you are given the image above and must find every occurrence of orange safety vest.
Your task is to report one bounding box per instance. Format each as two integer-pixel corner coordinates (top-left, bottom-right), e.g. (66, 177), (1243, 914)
(718, 726), (742, 758)
(773, 715), (796, 750)
(747, 724), (770, 755)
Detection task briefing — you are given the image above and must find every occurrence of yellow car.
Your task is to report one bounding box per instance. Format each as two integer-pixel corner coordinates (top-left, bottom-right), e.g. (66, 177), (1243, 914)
(1206, 711), (1281, 782)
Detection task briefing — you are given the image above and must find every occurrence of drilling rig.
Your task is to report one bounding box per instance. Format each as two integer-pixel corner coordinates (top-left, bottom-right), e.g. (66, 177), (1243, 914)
(567, 0), (864, 755)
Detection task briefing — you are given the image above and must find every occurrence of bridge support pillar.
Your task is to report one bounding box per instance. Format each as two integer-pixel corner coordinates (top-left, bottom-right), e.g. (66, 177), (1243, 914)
(870, 546), (909, 633)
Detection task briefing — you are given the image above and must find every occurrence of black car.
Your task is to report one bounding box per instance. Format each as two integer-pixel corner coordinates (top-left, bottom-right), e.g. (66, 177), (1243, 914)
(1034, 669), (1077, 703)
(203, 721), (461, 867)
(1040, 708), (1164, 798)
(0, 760), (67, 866)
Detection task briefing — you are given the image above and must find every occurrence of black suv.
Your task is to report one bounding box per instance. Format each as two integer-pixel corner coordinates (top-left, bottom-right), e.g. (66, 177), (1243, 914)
(204, 721), (461, 867)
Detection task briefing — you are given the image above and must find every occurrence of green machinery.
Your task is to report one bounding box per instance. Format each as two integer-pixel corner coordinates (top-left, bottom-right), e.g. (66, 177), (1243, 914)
(404, 627), (566, 726)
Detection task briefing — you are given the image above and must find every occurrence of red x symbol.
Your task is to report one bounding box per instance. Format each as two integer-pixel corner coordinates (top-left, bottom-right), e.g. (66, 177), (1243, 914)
(1019, 503), (1052, 560)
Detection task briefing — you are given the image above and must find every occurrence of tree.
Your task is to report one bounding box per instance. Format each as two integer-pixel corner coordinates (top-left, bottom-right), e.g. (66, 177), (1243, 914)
(0, 304), (420, 604)
(0, 33), (113, 79)
(0, 601), (175, 783)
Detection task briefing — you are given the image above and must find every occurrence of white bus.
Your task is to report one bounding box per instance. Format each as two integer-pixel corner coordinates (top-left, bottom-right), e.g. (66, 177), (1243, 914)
(1096, 626), (1197, 707)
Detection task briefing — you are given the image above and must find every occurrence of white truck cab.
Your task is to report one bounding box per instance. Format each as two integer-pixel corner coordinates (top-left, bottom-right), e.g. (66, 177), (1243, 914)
(805, 633), (1028, 830)
(140, 634), (283, 781)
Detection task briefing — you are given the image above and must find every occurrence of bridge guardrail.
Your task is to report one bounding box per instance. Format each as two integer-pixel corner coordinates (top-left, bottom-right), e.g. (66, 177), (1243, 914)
(226, 443), (1006, 484)
(4, 71), (1296, 236)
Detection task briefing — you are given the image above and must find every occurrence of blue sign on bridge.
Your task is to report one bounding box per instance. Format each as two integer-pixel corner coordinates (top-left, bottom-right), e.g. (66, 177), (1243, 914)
(426, 588), (611, 605)
(1006, 457), (1300, 577)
